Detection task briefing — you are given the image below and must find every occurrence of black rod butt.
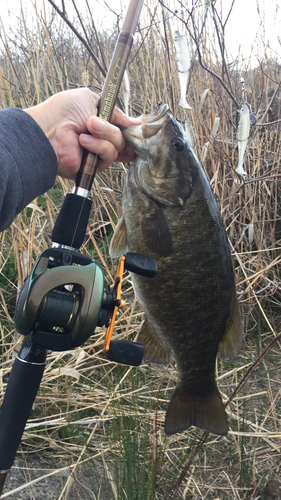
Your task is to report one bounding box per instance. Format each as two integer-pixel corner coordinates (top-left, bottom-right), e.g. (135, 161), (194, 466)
(52, 193), (92, 248)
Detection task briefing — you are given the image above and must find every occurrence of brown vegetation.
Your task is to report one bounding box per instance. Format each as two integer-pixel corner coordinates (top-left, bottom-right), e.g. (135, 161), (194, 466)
(0, 1), (280, 498)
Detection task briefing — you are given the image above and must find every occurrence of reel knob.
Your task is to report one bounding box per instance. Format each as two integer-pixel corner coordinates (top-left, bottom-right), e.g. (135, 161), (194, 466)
(102, 252), (157, 366)
(106, 340), (145, 367)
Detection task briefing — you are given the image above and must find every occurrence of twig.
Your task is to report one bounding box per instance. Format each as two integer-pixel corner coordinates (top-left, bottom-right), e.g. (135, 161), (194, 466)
(158, 0), (240, 108)
(225, 332), (281, 408)
(47, 0), (106, 77)
(249, 81), (281, 141)
(190, 14), (240, 108)
(163, 332), (281, 499)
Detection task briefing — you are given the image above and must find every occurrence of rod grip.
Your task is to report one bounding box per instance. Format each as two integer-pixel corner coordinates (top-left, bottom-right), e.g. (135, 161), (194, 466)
(0, 356), (46, 470)
(52, 193), (92, 248)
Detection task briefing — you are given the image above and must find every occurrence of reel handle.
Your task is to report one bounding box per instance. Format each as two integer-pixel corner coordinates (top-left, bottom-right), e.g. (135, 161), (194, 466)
(103, 253), (157, 365)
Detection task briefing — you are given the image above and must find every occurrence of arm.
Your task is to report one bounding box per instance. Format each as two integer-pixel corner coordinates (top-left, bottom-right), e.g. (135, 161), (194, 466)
(0, 108), (57, 231)
(0, 88), (139, 231)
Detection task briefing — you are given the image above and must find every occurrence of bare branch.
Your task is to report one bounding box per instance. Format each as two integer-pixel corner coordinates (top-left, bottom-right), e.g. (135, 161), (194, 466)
(189, 11), (240, 108)
(158, 0), (240, 108)
(47, 0), (106, 77)
(85, 0), (108, 73)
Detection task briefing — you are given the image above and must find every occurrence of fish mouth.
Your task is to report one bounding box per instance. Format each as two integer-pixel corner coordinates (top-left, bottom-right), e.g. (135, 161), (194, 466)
(138, 103), (170, 124)
(122, 104), (170, 148)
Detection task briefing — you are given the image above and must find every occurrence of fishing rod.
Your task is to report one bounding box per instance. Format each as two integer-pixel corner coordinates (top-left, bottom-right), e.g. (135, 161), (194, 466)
(0, 0), (158, 495)
(53, 0), (144, 250)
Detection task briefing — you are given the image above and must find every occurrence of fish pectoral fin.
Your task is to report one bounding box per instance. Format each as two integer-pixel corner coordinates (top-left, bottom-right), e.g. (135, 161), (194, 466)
(142, 205), (173, 257)
(137, 316), (171, 364)
(165, 385), (228, 436)
(219, 288), (243, 361)
(109, 216), (127, 258)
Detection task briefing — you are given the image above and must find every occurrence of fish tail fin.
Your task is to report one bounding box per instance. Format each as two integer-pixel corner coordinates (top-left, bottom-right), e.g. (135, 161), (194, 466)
(235, 160), (247, 176)
(165, 384), (228, 436)
(179, 97), (192, 109)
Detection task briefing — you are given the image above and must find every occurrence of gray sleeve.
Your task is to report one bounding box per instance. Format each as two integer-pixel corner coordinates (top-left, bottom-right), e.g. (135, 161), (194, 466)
(0, 107), (58, 231)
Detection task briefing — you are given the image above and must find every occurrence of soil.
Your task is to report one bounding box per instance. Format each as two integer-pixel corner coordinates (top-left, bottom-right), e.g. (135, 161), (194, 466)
(1, 454), (104, 500)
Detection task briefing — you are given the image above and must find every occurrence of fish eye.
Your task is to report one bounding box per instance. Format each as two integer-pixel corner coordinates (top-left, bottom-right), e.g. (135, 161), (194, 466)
(172, 137), (184, 151)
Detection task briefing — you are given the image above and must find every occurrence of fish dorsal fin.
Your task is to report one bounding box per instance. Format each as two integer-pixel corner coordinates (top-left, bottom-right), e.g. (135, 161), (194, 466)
(219, 288), (243, 361)
(165, 384), (228, 436)
(137, 316), (171, 364)
(142, 205), (173, 257)
(109, 216), (127, 258)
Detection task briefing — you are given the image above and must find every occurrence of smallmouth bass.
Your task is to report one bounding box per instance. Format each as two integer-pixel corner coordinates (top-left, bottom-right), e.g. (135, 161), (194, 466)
(110, 105), (243, 436)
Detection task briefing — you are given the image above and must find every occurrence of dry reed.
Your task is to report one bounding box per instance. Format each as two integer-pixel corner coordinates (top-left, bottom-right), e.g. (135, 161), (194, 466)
(0, 1), (280, 498)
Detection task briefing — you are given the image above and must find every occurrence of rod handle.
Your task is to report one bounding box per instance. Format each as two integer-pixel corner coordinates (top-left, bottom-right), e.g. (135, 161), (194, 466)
(51, 193), (92, 248)
(0, 354), (46, 471)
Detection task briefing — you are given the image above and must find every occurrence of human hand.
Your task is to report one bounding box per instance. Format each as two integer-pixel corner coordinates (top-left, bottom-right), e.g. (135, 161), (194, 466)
(24, 88), (140, 179)
(79, 105), (140, 174)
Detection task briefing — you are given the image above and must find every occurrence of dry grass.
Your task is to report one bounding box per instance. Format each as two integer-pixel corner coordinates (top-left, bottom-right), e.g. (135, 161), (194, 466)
(0, 1), (281, 498)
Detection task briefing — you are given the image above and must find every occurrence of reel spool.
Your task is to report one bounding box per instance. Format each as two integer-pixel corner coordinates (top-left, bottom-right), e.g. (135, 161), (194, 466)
(15, 247), (157, 366)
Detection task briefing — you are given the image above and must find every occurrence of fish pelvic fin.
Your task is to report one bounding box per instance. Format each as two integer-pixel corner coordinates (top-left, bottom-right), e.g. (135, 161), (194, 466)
(219, 287), (243, 361)
(165, 385), (228, 436)
(137, 316), (171, 364)
(109, 216), (127, 258)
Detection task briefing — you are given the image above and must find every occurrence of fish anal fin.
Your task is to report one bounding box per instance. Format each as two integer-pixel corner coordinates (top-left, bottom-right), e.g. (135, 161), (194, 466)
(219, 288), (243, 361)
(109, 216), (127, 258)
(142, 206), (173, 257)
(165, 385), (228, 436)
(137, 317), (171, 364)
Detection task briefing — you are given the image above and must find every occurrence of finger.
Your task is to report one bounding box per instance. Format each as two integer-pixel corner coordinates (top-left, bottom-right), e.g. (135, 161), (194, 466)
(79, 134), (119, 171)
(111, 106), (141, 127)
(87, 116), (126, 153)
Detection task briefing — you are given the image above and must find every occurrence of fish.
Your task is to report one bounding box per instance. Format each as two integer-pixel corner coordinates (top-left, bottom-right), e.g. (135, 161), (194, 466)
(110, 105), (243, 436)
(236, 103), (250, 176)
(173, 30), (192, 109)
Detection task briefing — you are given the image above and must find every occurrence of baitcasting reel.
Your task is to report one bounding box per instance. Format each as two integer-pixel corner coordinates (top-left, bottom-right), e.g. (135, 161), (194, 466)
(14, 247), (157, 366)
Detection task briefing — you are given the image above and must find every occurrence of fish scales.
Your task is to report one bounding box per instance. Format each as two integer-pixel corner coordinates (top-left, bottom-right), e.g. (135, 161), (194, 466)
(110, 105), (243, 436)
(125, 163), (234, 384)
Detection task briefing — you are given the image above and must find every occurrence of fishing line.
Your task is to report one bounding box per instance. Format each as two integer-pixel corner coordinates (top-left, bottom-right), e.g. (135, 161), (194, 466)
(158, 68), (177, 107)
(137, 12), (176, 31)
(136, 2), (205, 32)
(210, 7), (258, 128)
(69, 194), (87, 250)
(149, 2), (209, 108)
(66, 0), (207, 225)
(156, 7), (190, 106)
(210, 7), (249, 106)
